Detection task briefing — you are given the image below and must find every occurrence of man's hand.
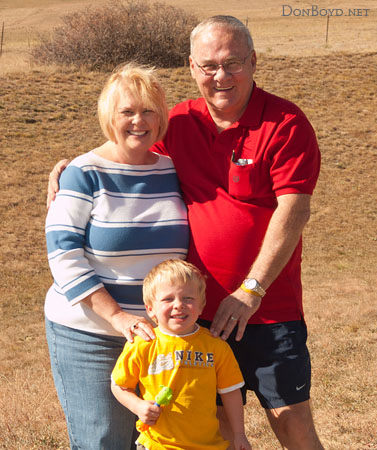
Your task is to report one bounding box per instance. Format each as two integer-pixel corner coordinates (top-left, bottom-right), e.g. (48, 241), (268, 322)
(210, 288), (261, 341)
(47, 159), (70, 208)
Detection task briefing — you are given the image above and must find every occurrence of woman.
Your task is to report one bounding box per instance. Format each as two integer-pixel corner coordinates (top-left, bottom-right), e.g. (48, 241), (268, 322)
(45, 63), (189, 450)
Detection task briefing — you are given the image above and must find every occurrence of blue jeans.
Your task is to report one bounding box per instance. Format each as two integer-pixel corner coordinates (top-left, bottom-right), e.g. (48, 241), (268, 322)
(45, 318), (138, 450)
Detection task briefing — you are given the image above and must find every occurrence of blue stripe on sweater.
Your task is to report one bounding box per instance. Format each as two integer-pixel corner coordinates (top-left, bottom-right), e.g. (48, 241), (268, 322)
(53, 280), (144, 306)
(60, 166), (181, 196)
(105, 284), (144, 306)
(46, 230), (85, 253)
(46, 224), (189, 254)
(63, 282), (144, 306)
(86, 223), (189, 252)
(65, 274), (101, 301)
(60, 166), (93, 196)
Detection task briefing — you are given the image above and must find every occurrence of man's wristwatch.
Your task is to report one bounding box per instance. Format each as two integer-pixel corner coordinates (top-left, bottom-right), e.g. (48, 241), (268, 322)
(240, 278), (266, 298)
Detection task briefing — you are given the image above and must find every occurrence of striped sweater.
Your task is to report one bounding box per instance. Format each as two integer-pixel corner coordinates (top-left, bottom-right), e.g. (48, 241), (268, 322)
(45, 151), (189, 335)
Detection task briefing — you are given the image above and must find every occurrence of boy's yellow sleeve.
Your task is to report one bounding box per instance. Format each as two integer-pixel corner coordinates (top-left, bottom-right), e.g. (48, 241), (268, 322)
(215, 340), (245, 394)
(111, 339), (141, 389)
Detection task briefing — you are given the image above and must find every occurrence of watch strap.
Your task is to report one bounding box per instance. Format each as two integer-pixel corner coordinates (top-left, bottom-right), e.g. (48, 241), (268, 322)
(241, 278), (266, 298)
(240, 283), (263, 297)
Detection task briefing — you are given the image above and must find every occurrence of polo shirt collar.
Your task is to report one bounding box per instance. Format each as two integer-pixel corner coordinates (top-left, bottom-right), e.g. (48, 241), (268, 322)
(238, 82), (265, 128)
(190, 97), (218, 133)
(190, 82), (265, 131)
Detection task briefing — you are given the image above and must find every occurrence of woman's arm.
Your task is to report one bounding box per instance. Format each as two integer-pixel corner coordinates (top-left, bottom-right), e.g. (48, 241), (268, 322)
(46, 161), (155, 341)
(82, 288), (155, 342)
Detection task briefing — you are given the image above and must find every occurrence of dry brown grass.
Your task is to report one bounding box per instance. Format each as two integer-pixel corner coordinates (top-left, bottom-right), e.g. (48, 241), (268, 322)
(1, 1), (376, 449)
(0, 0), (376, 74)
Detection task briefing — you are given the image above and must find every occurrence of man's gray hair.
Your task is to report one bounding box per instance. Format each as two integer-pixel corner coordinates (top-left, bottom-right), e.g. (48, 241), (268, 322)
(190, 15), (254, 55)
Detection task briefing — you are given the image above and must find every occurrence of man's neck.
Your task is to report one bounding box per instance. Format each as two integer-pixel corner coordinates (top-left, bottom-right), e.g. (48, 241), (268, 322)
(212, 117), (236, 133)
(210, 110), (243, 134)
(208, 89), (253, 133)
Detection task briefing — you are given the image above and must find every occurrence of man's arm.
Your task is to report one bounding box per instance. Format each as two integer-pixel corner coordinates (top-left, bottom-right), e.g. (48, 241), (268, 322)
(211, 193), (311, 341)
(46, 159), (70, 208)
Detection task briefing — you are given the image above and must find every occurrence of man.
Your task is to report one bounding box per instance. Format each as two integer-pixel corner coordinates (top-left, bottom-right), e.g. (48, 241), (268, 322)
(48, 16), (323, 449)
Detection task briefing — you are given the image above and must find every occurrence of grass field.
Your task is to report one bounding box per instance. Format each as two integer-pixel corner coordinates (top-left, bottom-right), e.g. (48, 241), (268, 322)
(1, 0), (376, 73)
(0, 1), (376, 449)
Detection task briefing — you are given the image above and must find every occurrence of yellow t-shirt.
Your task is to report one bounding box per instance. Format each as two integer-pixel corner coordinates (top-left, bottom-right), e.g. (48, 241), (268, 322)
(112, 326), (244, 450)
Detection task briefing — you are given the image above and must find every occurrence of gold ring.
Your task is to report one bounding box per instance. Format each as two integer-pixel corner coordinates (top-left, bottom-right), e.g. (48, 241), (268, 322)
(230, 316), (237, 321)
(131, 323), (139, 332)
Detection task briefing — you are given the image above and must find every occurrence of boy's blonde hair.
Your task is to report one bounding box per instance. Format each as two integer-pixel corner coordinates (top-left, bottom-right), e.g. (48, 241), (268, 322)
(98, 62), (169, 143)
(143, 259), (206, 308)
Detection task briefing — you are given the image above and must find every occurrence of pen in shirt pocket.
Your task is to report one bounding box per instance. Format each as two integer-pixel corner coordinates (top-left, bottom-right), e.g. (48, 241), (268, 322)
(231, 150), (253, 166)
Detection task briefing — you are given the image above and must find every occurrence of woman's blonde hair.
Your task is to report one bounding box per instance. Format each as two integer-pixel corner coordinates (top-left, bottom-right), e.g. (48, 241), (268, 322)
(143, 259), (207, 308)
(98, 62), (169, 143)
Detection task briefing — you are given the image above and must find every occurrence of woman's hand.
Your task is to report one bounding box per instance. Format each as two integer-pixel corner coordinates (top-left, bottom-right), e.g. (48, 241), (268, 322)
(110, 310), (156, 343)
(82, 288), (156, 342)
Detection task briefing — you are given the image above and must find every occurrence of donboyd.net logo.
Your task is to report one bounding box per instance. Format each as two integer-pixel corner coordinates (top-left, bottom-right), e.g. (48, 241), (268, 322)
(281, 5), (371, 16)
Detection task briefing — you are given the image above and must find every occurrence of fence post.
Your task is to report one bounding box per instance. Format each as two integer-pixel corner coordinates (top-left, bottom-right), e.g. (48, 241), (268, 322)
(325, 15), (330, 44)
(0, 22), (4, 57)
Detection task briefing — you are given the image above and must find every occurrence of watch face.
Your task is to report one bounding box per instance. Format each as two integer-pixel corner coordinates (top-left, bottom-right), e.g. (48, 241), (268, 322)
(245, 279), (257, 290)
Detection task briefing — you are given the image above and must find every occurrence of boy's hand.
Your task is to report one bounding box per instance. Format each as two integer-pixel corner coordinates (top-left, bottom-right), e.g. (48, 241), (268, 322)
(47, 159), (70, 208)
(234, 432), (252, 450)
(136, 400), (161, 426)
(233, 433), (252, 450)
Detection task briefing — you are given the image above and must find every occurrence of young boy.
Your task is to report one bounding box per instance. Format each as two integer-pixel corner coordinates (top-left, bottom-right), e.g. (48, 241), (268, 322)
(111, 259), (252, 450)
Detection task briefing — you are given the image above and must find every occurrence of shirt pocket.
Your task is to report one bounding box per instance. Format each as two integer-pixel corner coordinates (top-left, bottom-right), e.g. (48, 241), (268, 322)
(228, 160), (257, 201)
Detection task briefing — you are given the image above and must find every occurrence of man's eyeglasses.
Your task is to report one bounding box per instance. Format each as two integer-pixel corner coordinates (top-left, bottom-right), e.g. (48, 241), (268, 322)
(194, 49), (254, 76)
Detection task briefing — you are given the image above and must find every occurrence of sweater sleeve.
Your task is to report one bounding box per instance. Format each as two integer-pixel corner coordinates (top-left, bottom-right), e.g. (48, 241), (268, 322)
(45, 164), (104, 305)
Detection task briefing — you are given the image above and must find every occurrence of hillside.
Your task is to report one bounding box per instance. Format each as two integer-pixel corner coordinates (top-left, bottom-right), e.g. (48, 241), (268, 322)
(0, 0), (376, 448)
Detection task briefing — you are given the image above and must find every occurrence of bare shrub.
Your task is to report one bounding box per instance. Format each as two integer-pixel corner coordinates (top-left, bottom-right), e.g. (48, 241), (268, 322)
(31, 0), (199, 70)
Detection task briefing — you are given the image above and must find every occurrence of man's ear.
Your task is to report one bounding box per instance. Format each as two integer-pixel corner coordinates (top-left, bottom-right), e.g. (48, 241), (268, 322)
(189, 55), (196, 80)
(250, 50), (257, 74)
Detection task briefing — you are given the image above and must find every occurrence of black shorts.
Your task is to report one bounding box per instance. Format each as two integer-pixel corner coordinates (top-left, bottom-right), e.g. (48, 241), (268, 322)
(198, 319), (311, 409)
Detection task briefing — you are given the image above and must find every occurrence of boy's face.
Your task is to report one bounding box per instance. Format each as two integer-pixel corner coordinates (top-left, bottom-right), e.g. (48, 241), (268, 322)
(146, 281), (204, 336)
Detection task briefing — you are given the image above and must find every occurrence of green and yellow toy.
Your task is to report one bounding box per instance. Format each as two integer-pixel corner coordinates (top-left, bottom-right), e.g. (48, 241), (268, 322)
(136, 385), (173, 432)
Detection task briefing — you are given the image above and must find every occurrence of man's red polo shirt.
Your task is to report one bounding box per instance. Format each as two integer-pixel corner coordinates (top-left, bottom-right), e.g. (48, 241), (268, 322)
(153, 83), (320, 324)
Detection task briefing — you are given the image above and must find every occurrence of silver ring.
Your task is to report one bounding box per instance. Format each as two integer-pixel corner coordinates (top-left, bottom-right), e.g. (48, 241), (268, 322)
(230, 316), (237, 321)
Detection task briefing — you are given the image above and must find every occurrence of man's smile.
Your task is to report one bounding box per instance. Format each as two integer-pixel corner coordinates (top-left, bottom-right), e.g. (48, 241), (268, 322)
(214, 86), (233, 91)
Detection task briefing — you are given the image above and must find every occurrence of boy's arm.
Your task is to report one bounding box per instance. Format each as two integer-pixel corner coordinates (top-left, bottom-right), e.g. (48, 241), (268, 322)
(111, 383), (161, 426)
(220, 389), (252, 450)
